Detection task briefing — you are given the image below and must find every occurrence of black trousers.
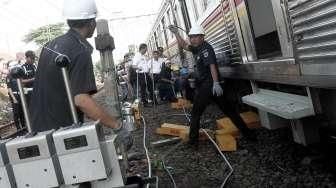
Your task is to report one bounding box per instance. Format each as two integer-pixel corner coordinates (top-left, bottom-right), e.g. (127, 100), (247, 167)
(190, 81), (250, 141)
(25, 91), (32, 107)
(139, 73), (154, 103)
(152, 73), (160, 90)
(10, 96), (25, 129)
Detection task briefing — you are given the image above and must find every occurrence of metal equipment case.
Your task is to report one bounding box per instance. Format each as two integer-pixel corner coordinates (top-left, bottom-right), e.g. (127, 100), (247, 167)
(0, 139), (15, 188)
(53, 122), (115, 185)
(6, 130), (62, 188)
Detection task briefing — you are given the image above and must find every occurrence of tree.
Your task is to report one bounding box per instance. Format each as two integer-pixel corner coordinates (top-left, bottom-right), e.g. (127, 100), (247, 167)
(23, 23), (66, 46)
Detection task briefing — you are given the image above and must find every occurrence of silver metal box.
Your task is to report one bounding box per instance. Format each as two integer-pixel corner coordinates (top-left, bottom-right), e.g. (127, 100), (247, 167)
(6, 130), (62, 188)
(0, 139), (15, 188)
(53, 122), (111, 185)
(91, 135), (127, 187)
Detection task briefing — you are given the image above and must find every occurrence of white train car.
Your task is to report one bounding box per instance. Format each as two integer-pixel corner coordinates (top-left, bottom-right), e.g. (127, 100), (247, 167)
(147, 0), (336, 146)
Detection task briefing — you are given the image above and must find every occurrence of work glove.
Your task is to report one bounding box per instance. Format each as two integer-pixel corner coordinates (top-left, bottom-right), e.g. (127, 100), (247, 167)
(212, 81), (223, 97)
(114, 123), (133, 151)
(168, 25), (179, 34)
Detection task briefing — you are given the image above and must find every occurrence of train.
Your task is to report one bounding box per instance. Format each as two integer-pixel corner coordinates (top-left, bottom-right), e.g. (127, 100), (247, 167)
(146, 0), (336, 146)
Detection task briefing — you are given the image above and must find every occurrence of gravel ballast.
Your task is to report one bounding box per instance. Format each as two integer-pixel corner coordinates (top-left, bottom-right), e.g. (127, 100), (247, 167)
(95, 92), (336, 188)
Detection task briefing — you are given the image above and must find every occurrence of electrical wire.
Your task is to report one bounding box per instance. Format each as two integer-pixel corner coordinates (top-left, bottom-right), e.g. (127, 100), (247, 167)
(43, 46), (64, 56)
(170, 85), (191, 122)
(140, 115), (152, 188)
(201, 129), (234, 188)
(167, 72), (233, 187)
(137, 72), (175, 188)
(155, 176), (159, 188)
(162, 160), (177, 188)
(160, 141), (183, 188)
(109, 13), (158, 21)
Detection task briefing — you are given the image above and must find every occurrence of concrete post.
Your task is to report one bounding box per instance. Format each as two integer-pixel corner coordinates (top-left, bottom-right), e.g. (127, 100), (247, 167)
(95, 19), (121, 119)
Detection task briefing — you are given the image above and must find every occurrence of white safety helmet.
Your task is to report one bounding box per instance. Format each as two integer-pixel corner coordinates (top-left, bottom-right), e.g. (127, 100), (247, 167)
(188, 24), (205, 36)
(63, 0), (98, 20)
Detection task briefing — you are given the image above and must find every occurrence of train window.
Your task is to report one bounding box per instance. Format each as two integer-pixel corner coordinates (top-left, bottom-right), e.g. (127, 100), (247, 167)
(246, 0), (282, 59)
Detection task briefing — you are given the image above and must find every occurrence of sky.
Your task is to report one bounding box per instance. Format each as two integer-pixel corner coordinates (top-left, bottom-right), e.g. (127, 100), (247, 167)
(0, 0), (162, 62)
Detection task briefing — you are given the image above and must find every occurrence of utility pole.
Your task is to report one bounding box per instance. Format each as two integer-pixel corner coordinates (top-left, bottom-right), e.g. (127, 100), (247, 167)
(95, 19), (121, 119)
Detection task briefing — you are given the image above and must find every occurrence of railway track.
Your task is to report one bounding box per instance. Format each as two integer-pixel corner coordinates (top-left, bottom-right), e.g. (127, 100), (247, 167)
(0, 122), (26, 139)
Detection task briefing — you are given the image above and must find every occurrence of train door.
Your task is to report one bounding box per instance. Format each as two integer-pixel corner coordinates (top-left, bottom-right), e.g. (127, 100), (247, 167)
(232, 0), (294, 63)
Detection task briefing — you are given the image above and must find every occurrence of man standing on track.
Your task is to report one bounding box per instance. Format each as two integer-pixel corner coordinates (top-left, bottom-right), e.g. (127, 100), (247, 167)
(132, 43), (155, 106)
(169, 24), (256, 145)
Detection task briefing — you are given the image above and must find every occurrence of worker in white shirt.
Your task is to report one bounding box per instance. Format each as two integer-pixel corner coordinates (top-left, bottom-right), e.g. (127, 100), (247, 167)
(149, 50), (163, 91)
(132, 43), (154, 106)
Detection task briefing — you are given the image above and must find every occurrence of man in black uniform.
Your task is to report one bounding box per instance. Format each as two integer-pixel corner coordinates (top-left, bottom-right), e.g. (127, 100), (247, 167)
(21, 50), (37, 105)
(30, 0), (122, 133)
(169, 24), (256, 144)
(6, 61), (25, 129)
(126, 53), (137, 99)
(159, 60), (177, 102)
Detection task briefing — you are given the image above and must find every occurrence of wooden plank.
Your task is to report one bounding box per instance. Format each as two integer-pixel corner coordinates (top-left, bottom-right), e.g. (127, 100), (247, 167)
(161, 123), (189, 130)
(178, 98), (191, 106)
(215, 128), (240, 138)
(131, 103), (141, 127)
(216, 118), (240, 136)
(156, 123), (190, 137)
(156, 127), (189, 137)
(171, 99), (193, 109)
(215, 134), (237, 151)
(216, 111), (261, 132)
(240, 111), (261, 129)
(178, 130), (190, 142)
(171, 102), (180, 109)
(179, 129), (214, 142)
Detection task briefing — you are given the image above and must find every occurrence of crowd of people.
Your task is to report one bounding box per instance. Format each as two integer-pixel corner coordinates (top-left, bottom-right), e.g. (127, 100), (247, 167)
(117, 45), (195, 106)
(3, 50), (37, 130)
(2, 0), (256, 153)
